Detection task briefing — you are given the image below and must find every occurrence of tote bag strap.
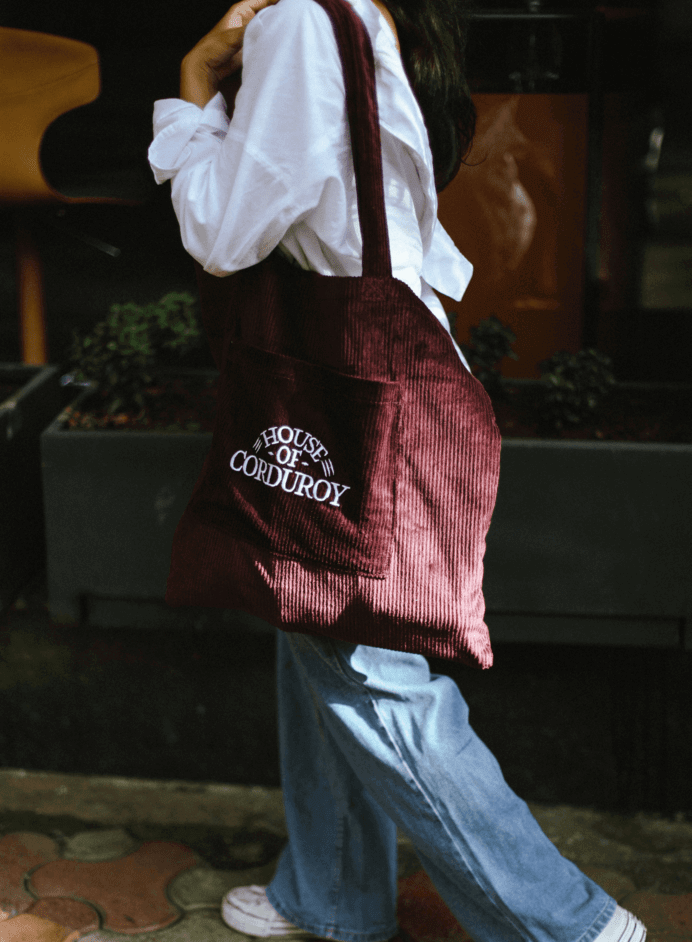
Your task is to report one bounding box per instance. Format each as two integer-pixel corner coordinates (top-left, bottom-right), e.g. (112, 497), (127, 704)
(311, 0), (392, 279)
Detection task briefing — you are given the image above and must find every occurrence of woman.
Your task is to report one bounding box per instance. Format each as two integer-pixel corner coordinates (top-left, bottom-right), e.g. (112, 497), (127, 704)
(148, 2), (646, 941)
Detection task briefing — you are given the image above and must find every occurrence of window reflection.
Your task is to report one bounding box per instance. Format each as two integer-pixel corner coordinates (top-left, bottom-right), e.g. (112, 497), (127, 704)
(438, 93), (588, 378)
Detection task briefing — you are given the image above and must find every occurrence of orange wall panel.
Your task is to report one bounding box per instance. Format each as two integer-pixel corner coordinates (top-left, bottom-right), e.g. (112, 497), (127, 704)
(437, 94), (589, 378)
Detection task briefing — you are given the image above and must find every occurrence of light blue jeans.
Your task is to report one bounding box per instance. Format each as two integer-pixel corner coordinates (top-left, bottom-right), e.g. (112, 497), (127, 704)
(266, 631), (616, 942)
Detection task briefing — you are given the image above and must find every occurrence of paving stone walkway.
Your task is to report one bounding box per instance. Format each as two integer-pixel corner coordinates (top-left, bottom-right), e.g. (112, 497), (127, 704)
(1, 769), (691, 942)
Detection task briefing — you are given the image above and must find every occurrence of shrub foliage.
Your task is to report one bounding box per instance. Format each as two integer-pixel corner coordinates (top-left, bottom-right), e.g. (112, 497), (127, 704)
(69, 293), (201, 415)
(460, 314), (617, 433)
(538, 349), (616, 432)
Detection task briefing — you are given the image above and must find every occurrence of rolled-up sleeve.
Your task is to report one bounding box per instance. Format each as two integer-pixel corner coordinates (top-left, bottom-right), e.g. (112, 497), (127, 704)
(148, 0), (347, 276)
(149, 95), (230, 184)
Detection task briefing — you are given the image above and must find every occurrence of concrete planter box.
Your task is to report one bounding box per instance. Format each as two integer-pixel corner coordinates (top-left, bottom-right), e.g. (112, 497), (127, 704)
(41, 381), (212, 627)
(42, 378), (692, 647)
(484, 383), (692, 649)
(1, 364), (63, 610)
(41, 377), (271, 631)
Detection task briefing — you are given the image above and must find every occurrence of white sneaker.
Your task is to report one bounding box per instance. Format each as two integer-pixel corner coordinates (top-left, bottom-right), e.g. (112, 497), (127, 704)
(221, 885), (320, 938)
(595, 905), (647, 942)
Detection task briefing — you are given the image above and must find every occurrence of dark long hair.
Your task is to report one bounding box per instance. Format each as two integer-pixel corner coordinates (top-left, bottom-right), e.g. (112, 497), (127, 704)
(384, 0), (476, 192)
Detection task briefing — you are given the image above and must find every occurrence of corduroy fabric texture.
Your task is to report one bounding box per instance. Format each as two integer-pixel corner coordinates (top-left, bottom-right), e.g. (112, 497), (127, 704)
(165, 0), (502, 667)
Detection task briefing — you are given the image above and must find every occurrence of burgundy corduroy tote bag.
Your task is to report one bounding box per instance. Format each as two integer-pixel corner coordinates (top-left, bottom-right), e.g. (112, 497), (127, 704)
(165, 0), (502, 667)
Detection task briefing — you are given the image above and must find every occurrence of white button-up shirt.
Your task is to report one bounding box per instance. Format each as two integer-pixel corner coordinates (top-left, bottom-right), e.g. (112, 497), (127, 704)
(148, 0), (473, 367)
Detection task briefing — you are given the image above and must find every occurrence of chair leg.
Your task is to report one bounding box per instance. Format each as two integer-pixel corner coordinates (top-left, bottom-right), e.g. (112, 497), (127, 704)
(16, 210), (48, 365)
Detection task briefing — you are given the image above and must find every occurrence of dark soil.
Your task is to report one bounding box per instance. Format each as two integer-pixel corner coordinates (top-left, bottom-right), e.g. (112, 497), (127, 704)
(65, 374), (219, 432)
(64, 375), (692, 444)
(491, 382), (692, 444)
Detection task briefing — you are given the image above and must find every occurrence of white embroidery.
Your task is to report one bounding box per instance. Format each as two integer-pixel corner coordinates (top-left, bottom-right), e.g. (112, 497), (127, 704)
(230, 424), (351, 509)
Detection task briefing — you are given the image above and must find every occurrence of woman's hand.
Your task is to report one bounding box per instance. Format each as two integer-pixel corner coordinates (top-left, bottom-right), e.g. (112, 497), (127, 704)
(180, 0), (280, 108)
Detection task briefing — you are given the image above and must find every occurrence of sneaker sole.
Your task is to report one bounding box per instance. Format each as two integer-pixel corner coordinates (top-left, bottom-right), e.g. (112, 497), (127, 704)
(221, 899), (321, 939)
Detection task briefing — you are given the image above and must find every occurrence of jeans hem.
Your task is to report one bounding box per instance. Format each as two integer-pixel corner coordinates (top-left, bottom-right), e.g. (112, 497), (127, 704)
(265, 885), (398, 942)
(576, 896), (618, 942)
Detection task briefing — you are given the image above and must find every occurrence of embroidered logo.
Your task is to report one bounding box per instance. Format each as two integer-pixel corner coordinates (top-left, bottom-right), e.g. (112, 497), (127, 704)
(230, 425), (351, 509)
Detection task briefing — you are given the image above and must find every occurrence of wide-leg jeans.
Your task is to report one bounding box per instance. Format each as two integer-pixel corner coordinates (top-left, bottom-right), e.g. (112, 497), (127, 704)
(266, 632), (616, 942)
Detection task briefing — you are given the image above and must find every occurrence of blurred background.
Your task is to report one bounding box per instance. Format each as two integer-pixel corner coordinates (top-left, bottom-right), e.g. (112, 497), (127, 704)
(1, 0), (691, 375)
(1, 0), (691, 813)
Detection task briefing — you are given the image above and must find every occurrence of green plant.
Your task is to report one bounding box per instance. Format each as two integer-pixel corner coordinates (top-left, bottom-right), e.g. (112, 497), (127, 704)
(69, 293), (201, 415)
(459, 315), (519, 396)
(538, 349), (616, 432)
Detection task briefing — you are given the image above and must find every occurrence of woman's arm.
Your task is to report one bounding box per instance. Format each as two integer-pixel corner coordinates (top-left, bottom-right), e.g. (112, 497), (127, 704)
(150, 0), (346, 275)
(180, 0), (280, 108)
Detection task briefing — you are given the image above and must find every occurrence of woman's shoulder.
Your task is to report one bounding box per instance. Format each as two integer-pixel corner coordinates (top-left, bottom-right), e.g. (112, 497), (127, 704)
(250, 0), (337, 39)
(242, 0), (342, 74)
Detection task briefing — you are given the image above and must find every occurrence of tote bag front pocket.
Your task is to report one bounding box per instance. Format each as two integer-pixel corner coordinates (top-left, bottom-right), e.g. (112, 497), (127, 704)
(190, 342), (401, 576)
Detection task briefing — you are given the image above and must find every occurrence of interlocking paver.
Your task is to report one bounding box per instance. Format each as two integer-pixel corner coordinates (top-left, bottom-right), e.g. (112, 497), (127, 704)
(78, 908), (250, 942)
(29, 842), (198, 935)
(168, 862), (278, 912)
(396, 871), (472, 942)
(621, 891), (692, 942)
(25, 898), (100, 934)
(581, 867), (637, 902)
(0, 913), (82, 942)
(0, 833), (61, 919)
(62, 830), (138, 863)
